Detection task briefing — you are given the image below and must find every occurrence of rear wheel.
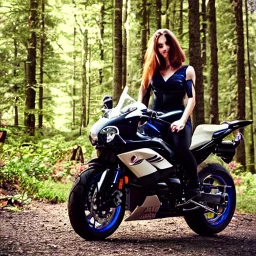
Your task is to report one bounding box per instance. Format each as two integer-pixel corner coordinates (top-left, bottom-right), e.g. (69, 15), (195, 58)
(68, 166), (126, 240)
(184, 163), (236, 235)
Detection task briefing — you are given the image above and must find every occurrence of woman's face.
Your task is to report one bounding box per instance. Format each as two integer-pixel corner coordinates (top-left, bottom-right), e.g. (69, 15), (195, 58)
(157, 35), (170, 60)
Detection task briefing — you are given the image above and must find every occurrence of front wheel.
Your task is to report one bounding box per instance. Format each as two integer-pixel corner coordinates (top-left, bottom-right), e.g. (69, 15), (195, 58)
(68, 166), (126, 240)
(184, 163), (236, 235)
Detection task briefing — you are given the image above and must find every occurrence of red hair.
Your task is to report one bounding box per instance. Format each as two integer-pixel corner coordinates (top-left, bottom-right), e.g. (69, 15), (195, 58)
(141, 29), (186, 89)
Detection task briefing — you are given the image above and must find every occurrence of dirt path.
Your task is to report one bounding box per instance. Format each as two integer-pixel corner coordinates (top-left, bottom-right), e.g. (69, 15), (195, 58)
(0, 201), (256, 256)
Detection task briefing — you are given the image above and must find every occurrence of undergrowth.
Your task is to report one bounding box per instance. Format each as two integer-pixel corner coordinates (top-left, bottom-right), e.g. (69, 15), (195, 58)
(0, 130), (92, 204)
(228, 161), (256, 213)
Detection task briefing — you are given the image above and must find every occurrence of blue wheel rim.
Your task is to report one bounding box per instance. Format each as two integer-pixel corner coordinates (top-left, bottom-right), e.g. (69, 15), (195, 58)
(85, 172), (122, 234)
(203, 174), (234, 227)
(88, 207), (122, 233)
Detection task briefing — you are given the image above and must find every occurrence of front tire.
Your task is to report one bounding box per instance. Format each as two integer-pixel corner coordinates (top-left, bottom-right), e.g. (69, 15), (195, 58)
(68, 167), (126, 240)
(184, 163), (236, 235)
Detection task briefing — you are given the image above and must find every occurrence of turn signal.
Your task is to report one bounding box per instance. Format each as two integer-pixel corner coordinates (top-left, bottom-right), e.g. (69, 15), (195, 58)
(118, 178), (124, 190)
(124, 176), (129, 184)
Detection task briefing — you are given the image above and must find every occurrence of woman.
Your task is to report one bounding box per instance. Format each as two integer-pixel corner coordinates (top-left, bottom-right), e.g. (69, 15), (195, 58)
(138, 29), (199, 199)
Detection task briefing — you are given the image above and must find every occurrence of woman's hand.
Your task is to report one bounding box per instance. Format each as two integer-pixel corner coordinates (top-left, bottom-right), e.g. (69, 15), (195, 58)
(171, 119), (186, 132)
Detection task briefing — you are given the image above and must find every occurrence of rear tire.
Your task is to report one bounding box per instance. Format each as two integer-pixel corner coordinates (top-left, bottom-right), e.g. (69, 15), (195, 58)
(68, 167), (125, 240)
(184, 163), (236, 235)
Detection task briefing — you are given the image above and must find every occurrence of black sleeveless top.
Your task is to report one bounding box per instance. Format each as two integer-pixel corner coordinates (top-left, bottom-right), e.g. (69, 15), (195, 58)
(147, 65), (193, 113)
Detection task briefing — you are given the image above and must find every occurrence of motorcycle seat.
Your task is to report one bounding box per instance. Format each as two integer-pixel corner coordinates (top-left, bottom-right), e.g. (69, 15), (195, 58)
(190, 123), (229, 150)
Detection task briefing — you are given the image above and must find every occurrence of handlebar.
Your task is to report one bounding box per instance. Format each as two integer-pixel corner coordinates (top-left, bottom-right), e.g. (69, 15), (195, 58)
(140, 111), (172, 126)
(146, 109), (165, 117)
(140, 109), (165, 119)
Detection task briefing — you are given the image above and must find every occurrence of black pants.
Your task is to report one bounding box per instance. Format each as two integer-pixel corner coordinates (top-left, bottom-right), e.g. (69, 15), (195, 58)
(167, 124), (198, 181)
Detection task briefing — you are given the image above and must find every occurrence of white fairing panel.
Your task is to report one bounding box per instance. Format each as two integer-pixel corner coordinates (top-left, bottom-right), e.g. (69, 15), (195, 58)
(118, 148), (172, 178)
(125, 195), (161, 221)
(190, 123), (229, 150)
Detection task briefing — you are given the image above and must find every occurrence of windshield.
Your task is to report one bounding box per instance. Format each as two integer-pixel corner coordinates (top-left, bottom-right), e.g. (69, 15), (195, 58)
(103, 86), (146, 119)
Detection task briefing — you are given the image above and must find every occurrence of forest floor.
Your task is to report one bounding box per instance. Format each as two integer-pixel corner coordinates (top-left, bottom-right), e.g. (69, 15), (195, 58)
(0, 201), (256, 256)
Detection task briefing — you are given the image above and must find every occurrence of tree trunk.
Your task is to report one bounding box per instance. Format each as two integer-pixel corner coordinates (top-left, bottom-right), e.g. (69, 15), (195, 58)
(201, 0), (207, 85)
(171, 0), (177, 31)
(39, 0), (45, 130)
(147, 2), (150, 40)
(87, 45), (92, 126)
(166, 0), (170, 29)
(141, 0), (148, 68)
(122, 0), (128, 88)
(156, 0), (161, 29)
(25, 0), (38, 136)
(188, 0), (204, 129)
(14, 38), (19, 127)
(234, 0), (246, 121)
(201, 0), (207, 64)
(100, 3), (105, 62)
(178, 0), (184, 42)
(231, 0), (246, 167)
(72, 26), (77, 129)
(81, 29), (88, 133)
(99, 3), (104, 85)
(208, 0), (219, 124)
(245, 0), (255, 173)
(113, 0), (123, 103)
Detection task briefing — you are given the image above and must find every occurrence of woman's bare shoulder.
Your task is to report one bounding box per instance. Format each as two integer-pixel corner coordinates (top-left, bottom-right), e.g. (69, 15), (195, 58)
(186, 65), (195, 80)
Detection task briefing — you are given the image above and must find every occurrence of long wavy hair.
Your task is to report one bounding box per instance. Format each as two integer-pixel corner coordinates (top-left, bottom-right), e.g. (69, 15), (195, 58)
(141, 29), (186, 89)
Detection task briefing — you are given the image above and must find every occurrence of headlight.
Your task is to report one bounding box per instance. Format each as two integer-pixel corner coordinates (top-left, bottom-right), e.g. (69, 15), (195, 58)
(100, 126), (119, 143)
(89, 132), (98, 145)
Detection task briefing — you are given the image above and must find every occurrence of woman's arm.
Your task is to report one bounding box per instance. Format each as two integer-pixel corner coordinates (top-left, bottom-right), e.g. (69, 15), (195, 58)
(138, 85), (151, 107)
(171, 65), (196, 132)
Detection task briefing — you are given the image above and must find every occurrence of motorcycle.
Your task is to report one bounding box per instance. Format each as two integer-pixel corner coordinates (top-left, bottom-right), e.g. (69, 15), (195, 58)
(68, 86), (252, 240)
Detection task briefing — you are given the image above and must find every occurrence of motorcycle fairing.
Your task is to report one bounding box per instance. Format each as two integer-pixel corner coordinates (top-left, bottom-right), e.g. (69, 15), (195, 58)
(118, 148), (173, 178)
(190, 123), (229, 150)
(125, 195), (161, 221)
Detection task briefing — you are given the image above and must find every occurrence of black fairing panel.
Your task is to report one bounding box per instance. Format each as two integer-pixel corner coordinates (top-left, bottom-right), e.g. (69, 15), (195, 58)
(116, 117), (140, 140)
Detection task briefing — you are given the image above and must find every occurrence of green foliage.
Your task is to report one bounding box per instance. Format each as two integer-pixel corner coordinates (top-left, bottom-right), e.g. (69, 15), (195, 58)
(237, 193), (256, 214)
(36, 179), (72, 203)
(0, 128), (94, 201)
(229, 161), (256, 196)
(228, 161), (256, 213)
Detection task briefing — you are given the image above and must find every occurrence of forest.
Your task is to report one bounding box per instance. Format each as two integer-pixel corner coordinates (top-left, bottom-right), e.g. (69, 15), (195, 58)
(0, 0), (256, 203)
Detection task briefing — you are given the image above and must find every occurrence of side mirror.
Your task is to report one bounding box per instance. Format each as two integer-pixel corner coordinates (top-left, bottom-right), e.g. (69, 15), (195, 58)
(102, 95), (113, 110)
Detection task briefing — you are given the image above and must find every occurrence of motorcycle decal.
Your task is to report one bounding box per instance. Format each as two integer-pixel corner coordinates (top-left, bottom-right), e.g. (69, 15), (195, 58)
(118, 148), (172, 178)
(130, 158), (144, 166)
(146, 155), (164, 163)
(131, 156), (164, 166)
(145, 155), (158, 161)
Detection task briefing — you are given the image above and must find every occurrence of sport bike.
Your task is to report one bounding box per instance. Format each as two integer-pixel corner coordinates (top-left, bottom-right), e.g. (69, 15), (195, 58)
(68, 86), (252, 240)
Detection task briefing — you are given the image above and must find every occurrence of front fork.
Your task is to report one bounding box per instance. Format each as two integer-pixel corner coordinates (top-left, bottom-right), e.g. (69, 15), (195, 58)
(97, 167), (125, 207)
